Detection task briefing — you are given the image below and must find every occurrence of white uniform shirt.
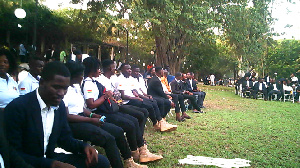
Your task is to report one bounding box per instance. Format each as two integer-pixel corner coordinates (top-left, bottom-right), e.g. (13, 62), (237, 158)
(0, 74), (19, 108)
(117, 74), (135, 104)
(273, 84), (278, 91)
(63, 84), (85, 115)
(96, 74), (113, 91)
(82, 77), (99, 111)
(36, 89), (56, 156)
(291, 76), (298, 82)
(283, 84), (293, 91)
(18, 73), (40, 95)
(131, 76), (147, 95)
(259, 83), (263, 90)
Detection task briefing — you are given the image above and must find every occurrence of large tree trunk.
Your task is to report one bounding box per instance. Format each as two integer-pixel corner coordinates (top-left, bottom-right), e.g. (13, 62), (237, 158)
(154, 26), (186, 75)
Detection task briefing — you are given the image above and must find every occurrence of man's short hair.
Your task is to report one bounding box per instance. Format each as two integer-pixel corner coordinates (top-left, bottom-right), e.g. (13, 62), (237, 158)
(29, 56), (45, 63)
(119, 63), (129, 70)
(65, 60), (84, 79)
(131, 64), (139, 70)
(41, 61), (70, 81)
(175, 72), (181, 77)
(73, 50), (82, 55)
(155, 67), (162, 73)
(101, 59), (114, 71)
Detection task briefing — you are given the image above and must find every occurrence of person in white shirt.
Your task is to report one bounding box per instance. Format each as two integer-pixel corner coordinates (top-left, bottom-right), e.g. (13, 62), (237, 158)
(267, 79), (282, 101)
(18, 56), (44, 95)
(290, 73), (298, 84)
(210, 74), (215, 86)
(0, 49), (19, 109)
(252, 78), (267, 100)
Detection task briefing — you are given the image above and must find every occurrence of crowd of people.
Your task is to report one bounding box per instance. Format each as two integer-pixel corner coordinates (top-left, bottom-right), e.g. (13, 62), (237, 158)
(0, 47), (206, 168)
(235, 72), (299, 102)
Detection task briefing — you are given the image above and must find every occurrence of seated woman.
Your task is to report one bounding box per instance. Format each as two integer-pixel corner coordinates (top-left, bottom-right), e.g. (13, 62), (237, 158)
(63, 61), (146, 168)
(0, 49), (19, 111)
(82, 57), (163, 163)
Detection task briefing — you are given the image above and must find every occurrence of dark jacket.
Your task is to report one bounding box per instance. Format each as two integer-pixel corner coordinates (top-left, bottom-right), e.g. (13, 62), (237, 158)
(0, 110), (33, 168)
(4, 91), (88, 168)
(147, 76), (169, 99)
(242, 80), (253, 89)
(253, 82), (267, 91)
(170, 79), (184, 94)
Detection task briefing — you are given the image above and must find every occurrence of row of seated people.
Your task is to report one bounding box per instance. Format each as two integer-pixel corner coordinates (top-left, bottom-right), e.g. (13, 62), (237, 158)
(146, 67), (206, 122)
(238, 75), (299, 101)
(0, 49), (162, 168)
(0, 48), (206, 168)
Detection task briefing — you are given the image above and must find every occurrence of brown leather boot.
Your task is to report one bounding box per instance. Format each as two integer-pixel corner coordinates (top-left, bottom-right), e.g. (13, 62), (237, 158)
(131, 150), (140, 162)
(162, 120), (177, 132)
(139, 145), (163, 163)
(124, 157), (148, 168)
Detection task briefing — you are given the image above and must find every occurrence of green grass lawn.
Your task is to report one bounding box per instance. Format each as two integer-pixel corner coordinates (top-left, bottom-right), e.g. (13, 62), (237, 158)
(142, 85), (299, 168)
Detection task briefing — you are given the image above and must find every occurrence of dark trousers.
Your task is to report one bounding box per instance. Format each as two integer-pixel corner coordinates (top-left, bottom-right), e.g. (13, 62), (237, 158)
(127, 99), (162, 125)
(119, 105), (149, 136)
(193, 91), (205, 107)
(268, 90), (281, 100)
(168, 94), (186, 113)
(53, 153), (110, 168)
(69, 122), (131, 168)
(152, 97), (171, 118)
(182, 94), (201, 111)
(252, 89), (267, 99)
(96, 112), (144, 151)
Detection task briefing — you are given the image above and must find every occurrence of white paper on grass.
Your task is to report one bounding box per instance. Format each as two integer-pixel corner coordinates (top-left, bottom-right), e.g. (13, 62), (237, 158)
(178, 155), (251, 168)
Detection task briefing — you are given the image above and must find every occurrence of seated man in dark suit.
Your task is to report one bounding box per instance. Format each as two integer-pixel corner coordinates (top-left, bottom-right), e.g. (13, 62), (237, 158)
(0, 109), (33, 168)
(267, 78), (282, 101)
(186, 72), (206, 108)
(4, 61), (110, 168)
(252, 77), (267, 100)
(170, 72), (202, 113)
(242, 76), (253, 97)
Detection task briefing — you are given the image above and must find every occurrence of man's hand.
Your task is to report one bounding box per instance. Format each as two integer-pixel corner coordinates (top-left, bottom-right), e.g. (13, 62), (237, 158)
(135, 97), (143, 101)
(90, 118), (104, 127)
(84, 146), (98, 167)
(171, 101), (175, 108)
(51, 161), (75, 168)
(92, 114), (102, 118)
(147, 95), (153, 99)
(104, 91), (113, 99)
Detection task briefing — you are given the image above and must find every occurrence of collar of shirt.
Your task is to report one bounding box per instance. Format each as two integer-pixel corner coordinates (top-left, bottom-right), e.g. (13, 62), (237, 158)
(175, 78), (180, 83)
(29, 72), (40, 82)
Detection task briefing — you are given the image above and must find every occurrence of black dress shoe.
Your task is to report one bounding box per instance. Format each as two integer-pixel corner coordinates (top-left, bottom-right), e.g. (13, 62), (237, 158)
(176, 116), (186, 122)
(193, 110), (204, 113)
(182, 114), (191, 119)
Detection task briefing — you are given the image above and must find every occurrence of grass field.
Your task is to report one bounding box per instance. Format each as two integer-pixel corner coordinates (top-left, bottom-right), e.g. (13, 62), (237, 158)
(142, 85), (299, 168)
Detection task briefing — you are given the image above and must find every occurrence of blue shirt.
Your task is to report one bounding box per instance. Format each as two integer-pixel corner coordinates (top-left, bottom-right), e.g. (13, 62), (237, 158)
(0, 74), (19, 108)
